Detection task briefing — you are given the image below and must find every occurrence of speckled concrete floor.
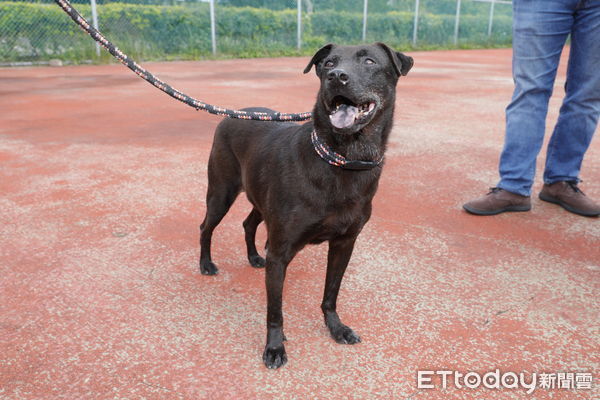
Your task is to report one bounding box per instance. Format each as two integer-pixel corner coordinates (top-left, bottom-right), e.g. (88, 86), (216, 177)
(1, 49), (598, 399)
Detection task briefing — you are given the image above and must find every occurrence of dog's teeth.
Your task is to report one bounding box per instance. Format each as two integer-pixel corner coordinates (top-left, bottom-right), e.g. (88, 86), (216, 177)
(359, 103), (372, 113)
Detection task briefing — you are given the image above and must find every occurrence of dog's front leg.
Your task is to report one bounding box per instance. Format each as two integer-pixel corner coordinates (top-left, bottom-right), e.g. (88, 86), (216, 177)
(322, 235), (361, 344)
(262, 249), (293, 369)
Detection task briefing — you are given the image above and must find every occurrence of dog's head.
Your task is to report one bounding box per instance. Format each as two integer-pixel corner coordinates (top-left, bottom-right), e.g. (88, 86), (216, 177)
(304, 43), (413, 135)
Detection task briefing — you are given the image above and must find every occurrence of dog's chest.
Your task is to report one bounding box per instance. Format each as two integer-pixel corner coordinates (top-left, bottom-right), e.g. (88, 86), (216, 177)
(308, 196), (368, 244)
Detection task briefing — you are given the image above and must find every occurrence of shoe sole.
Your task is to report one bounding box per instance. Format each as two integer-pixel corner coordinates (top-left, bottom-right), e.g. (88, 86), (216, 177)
(539, 193), (600, 217)
(462, 204), (531, 216)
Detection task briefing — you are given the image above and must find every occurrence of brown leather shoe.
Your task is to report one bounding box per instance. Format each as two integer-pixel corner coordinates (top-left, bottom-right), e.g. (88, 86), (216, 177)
(463, 188), (531, 216)
(539, 181), (600, 217)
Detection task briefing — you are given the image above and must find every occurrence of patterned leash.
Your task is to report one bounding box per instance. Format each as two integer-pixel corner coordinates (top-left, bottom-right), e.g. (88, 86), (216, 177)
(54, 0), (312, 122)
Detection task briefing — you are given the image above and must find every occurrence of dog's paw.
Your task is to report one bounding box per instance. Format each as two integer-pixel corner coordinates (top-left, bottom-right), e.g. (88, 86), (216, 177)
(330, 325), (361, 345)
(248, 254), (266, 268)
(200, 260), (219, 275)
(262, 345), (287, 369)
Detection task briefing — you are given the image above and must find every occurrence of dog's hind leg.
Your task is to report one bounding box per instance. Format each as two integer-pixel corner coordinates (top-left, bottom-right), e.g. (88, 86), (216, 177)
(199, 167), (241, 275)
(243, 207), (265, 268)
(322, 235), (362, 344)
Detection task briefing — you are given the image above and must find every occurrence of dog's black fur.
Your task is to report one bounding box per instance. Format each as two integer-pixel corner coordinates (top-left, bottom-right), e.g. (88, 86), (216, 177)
(199, 43), (413, 369)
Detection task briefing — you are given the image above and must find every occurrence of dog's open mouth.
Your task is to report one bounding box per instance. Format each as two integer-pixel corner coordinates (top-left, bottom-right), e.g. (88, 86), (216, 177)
(329, 96), (376, 129)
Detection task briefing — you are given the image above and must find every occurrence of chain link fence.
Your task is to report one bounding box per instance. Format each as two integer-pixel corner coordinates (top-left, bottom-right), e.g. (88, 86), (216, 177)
(0, 0), (512, 65)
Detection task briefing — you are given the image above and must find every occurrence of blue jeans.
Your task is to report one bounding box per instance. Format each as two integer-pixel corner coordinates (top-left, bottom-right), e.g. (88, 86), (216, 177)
(498, 0), (600, 196)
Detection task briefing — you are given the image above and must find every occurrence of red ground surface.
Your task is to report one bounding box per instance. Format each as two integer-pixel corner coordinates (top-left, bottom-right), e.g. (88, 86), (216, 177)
(1, 49), (598, 399)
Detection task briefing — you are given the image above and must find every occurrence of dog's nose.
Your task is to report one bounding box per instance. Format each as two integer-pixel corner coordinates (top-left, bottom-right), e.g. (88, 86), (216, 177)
(328, 69), (349, 84)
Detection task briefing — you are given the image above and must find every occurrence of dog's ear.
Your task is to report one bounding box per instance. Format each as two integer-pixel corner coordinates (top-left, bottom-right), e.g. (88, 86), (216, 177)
(376, 42), (414, 77)
(303, 44), (335, 75)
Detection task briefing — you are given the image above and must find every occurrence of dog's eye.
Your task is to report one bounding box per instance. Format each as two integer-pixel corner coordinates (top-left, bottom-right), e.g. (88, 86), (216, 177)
(324, 60), (335, 68)
(365, 58), (376, 65)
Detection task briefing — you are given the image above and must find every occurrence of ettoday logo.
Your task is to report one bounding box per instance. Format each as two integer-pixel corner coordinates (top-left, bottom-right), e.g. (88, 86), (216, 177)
(417, 370), (593, 394)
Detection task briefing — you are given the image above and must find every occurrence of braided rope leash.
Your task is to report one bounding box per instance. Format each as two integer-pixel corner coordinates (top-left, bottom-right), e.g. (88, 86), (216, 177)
(54, 0), (312, 122)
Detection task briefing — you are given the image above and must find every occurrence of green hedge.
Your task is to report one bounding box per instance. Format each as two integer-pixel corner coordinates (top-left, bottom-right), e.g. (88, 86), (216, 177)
(0, 2), (512, 62)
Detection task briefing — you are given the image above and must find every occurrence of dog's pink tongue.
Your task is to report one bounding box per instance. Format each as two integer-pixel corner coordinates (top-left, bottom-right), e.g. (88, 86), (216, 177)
(330, 104), (357, 129)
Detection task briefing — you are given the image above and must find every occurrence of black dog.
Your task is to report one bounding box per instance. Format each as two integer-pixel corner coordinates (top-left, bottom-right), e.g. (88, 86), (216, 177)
(199, 43), (413, 369)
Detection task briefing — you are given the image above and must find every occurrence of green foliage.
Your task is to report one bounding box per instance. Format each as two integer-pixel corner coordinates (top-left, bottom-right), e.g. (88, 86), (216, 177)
(216, 7), (299, 53)
(217, 0), (512, 17)
(0, 2), (96, 60)
(218, 0), (296, 10)
(0, 1), (512, 63)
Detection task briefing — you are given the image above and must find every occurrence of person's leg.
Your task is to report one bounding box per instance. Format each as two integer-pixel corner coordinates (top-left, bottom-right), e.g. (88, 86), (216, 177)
(543, 1), (600, 183)
(497, 0), (577, 196)
(538, 0), (600, 217)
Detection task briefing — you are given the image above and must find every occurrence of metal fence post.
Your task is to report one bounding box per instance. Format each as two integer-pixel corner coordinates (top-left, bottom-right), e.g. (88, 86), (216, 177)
(488, 0), (495, 36)
(362, 0), (368, 42)
(297, 0), (302, 50)
(210, 0), (217, 55)
(454, 0), (462, 45)
(412, 0), (419, 46)
(89, 0), (100, 57)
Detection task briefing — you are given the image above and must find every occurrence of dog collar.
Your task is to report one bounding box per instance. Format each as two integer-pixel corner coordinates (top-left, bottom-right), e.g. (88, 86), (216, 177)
(311, 130), (383, 171)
